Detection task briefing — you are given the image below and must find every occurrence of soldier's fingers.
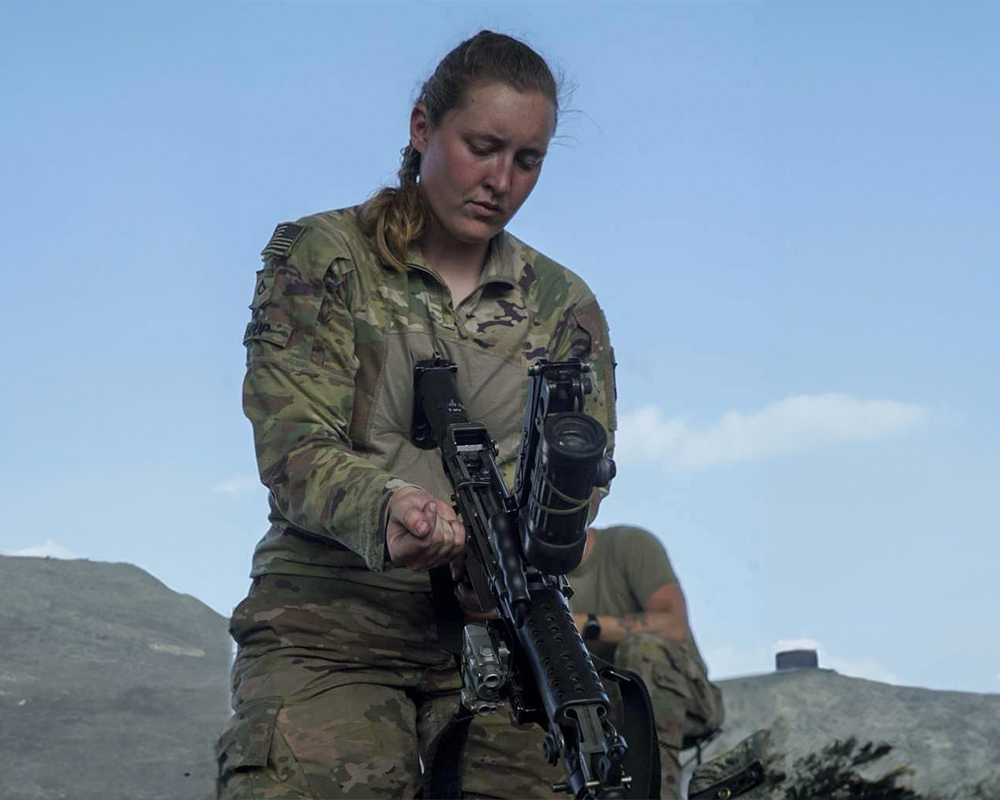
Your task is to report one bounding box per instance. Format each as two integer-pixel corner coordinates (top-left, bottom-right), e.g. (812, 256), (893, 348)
(388, 487), (437, 535)
(402, 505), (433, 537)
(415, 517), (457, 570)
(450, 519), (466, 551)
(407, 528), (452, 569)
(421, 498), (439, 535)
(433, 521), (467, 569)
(428, 514), (455, 557)
(433, 520), (462, 562)
(388, 531), (424, 566)
(435, 501), (460, 523)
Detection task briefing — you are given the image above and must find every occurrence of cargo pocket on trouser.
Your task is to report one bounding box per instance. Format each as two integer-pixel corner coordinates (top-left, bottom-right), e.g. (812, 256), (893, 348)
(682, 677), (724, 743)
(216, 697), (312, 799)
(649, 657), (689, 750)
(666, 639), (725, 743)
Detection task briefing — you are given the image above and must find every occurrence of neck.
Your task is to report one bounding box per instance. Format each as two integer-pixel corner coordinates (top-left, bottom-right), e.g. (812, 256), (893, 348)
(421, 216), (490, 280)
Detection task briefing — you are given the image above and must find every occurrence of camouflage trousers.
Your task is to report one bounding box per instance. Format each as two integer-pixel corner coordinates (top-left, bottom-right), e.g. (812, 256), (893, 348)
(215, 574), (563, 799)
(615, 633), (725, 800)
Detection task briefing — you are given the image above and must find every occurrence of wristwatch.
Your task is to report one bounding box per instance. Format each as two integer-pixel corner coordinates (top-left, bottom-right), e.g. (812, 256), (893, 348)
(582, 613), (601, 641)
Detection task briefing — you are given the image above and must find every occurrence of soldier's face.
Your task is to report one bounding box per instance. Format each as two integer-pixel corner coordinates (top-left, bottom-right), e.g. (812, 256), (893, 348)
(411, 82), (556, 247)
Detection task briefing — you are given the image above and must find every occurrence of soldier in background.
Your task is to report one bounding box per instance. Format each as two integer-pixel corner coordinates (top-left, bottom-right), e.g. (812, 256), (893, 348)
(216, 30), (617, 800)
(569, 523), (725, 799)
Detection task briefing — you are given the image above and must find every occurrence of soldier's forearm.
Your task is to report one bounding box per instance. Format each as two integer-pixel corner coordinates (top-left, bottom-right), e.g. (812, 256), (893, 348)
(260, 434), (408, 569)
(573, 612), (689, 645)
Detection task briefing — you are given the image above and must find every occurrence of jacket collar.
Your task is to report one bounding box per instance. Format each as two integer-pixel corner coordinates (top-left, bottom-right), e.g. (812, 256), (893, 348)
(402, 232), (518, 291)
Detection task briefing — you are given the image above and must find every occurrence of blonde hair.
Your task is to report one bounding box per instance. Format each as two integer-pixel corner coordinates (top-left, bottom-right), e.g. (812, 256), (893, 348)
(360, 31), (560, 271)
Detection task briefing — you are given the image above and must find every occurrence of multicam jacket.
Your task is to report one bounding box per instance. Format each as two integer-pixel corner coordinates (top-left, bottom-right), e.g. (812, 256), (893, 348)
(242, 206), (617, 592)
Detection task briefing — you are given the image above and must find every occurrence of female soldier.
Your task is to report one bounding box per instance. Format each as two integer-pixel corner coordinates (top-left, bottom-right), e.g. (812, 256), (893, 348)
(216, 30), (617, 799)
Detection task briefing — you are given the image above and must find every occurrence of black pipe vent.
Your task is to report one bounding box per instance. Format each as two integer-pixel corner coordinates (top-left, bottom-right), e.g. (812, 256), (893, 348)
(776, 649), (818, 671)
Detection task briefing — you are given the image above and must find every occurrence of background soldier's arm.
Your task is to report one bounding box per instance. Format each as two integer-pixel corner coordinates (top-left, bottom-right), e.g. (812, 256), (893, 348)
(574, 583), (691, 644)
(573, 526), (692, 644)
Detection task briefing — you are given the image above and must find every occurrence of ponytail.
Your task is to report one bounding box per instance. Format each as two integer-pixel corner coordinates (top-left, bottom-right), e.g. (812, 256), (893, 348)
(359, 144), (427, 272)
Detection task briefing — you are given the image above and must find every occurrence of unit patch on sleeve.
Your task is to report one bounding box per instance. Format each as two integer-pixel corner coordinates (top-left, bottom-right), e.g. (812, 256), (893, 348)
(250, 269), (274, 310)
(261, 222), (305, 260)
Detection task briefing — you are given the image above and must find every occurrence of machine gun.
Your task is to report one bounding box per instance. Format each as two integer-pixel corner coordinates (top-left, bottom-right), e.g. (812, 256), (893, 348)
(412, 356), (653, 800)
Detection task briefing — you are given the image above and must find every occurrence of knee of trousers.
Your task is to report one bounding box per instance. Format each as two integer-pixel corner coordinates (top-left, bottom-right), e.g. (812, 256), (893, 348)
(613, 633), (691, 750)
(614, 633), (704, 700)
(615, 635), (726, 750)
(216, 688), (423, 800)
(614, 632), (670, 674)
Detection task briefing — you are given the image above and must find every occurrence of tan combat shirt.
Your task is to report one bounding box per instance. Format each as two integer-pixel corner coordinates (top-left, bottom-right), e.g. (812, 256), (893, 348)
(242, 206), (617, 592)
(568, 525), (678, 661)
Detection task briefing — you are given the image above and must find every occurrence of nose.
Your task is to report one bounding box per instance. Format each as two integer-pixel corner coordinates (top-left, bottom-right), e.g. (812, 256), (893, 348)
(484, 154), (513, 197)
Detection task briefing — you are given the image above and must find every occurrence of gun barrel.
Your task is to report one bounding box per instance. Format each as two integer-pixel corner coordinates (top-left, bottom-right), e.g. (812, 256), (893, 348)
(515, 584), (609, 723)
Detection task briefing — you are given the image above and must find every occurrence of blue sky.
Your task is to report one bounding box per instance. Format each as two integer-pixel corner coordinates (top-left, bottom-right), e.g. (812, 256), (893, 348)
(2, 2), (997, 694)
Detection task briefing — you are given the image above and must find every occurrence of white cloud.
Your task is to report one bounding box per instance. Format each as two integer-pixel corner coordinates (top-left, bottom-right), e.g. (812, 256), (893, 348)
(615, 393), (928, 469)
(213, 475), (262, 495)
(6, 539), (79, 559)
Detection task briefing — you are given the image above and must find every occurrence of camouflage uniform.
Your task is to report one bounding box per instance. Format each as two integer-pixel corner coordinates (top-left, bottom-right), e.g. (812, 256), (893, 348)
(568, 526), (724, 800)
(216, 206), (617, 799)
(687, 731), (770, 800)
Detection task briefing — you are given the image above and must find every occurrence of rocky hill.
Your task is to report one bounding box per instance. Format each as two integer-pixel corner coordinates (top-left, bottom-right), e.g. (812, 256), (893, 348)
(686, 668), (1000, 799)
(0, 556), (232, 800)
(4, 556), (999, 800)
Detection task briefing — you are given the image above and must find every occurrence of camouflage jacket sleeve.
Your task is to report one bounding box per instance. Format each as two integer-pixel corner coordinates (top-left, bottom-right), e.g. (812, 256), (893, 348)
(242, 223), (409, 571)
(548, 292), (618, 503)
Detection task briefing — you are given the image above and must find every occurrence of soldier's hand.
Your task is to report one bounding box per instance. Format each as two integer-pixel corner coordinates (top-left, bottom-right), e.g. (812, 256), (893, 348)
(386, 487), (466, 571)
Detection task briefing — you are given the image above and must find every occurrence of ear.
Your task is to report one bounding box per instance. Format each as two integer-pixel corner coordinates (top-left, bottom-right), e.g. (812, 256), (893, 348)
(410, 104), (431, 155)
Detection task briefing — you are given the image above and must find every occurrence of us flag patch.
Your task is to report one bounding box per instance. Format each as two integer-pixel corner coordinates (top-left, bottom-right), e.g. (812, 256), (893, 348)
(261, 222), (305, 259)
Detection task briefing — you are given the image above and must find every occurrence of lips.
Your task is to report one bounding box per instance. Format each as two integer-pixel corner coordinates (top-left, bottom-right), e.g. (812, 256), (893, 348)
(469, 200), (503, 215)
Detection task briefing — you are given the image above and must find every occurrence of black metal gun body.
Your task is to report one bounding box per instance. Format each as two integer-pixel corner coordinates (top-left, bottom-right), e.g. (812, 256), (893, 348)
(412, 357), (626, 799)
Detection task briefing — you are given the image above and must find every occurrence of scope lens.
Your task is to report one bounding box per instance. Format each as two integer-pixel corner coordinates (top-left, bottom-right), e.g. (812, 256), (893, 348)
(555, 424), (590, 450)
(544, 414), (606, 462)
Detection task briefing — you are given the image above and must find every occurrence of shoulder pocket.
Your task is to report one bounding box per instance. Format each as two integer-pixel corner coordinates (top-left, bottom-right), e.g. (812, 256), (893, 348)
(571, 299), (612, 364)
(245, 267), (294, 347)
(243, 222), (362, 368)
(215, 696), (281, 776)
